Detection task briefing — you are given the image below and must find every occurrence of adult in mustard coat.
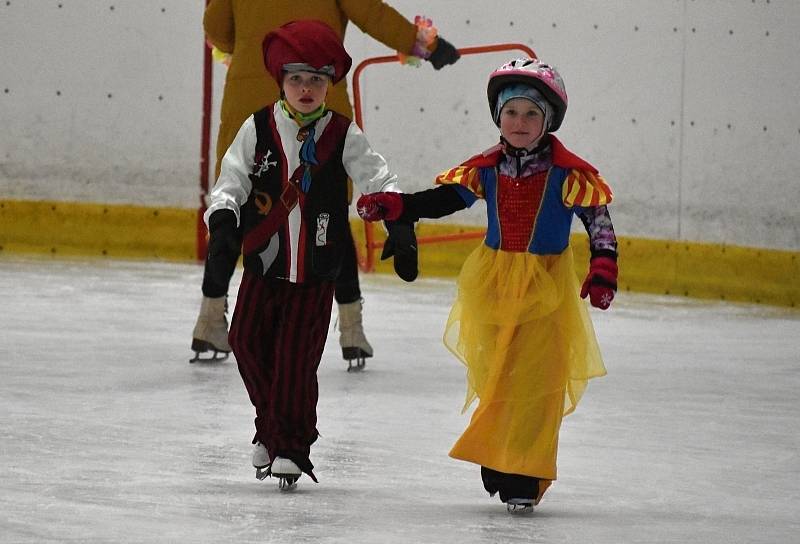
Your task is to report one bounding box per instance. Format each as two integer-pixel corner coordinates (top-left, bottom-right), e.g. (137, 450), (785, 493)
(192, 0), (460, 366)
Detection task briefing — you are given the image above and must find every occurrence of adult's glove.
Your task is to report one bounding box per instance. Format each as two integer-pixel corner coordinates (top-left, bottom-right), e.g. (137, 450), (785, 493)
(357, 192), (403, 222)
(206, 209), (240, 286)
(427, 36), (460, 70)
(580, 256), (618, 310)
(382, 220), (418, 282)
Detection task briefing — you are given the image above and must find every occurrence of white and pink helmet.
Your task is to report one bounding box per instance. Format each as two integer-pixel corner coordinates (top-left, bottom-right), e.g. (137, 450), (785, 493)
(487, 58), (568, 131)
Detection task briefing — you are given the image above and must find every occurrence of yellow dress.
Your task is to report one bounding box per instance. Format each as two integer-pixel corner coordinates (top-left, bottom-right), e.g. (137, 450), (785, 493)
(444, 243), (607, 501)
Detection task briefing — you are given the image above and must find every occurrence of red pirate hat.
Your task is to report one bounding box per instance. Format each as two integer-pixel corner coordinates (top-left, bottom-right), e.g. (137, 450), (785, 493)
(262, 20), (352, 85)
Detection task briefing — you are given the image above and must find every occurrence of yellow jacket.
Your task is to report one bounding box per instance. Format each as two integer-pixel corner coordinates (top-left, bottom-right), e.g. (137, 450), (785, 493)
(204, 0), (418, 176)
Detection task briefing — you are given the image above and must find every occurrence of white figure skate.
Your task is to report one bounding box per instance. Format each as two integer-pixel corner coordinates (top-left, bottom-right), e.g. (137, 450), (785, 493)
(269, 457), (302, 490)
(253, 442), (270, 481)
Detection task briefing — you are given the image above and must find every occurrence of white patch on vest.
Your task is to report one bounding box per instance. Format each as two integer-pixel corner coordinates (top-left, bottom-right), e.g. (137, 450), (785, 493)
(258, 234), (280, 275)
(254, 149), (278, 177)
(316, 213), (330, 247)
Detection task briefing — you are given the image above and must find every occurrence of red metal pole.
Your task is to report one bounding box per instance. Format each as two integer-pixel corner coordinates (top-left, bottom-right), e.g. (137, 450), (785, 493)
(197, 2), (213, 261)
(351, 43), (538, 272)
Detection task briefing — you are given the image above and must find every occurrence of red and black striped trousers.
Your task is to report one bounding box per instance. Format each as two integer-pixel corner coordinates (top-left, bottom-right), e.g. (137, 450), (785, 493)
(229, 270), (335, 468)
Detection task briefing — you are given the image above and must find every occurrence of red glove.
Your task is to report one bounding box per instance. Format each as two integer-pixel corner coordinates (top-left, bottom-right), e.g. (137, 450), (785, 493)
(580, 256), (618, 310)
(357, 192), (403, 222)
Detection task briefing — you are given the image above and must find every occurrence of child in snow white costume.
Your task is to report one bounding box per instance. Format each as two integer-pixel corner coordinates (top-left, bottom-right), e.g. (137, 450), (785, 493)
(358, 58), (618, 510)
(204, 20), (402, 486)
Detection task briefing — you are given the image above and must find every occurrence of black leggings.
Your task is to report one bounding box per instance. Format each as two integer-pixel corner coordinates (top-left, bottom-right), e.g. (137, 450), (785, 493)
(481, 466), (540, 502)
(202, 224), (362, 304)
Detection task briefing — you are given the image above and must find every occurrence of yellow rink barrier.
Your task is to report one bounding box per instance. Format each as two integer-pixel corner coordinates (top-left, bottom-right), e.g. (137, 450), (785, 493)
(0, 200), (196, 262)
(1, 199), (798, 308)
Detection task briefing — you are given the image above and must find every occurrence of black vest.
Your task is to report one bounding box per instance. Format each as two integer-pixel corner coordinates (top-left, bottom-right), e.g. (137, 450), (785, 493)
(240, 106), (351, 281)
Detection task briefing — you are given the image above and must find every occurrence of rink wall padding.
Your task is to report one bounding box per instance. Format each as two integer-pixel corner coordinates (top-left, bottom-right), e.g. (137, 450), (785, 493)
(0, 200), (195, 262)
(1, 199), (797, 309)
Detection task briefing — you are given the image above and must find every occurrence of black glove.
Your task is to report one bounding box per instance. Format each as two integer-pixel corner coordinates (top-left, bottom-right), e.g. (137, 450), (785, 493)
(206, 209), (240, 287)
(381, 220), (418, 282)
(427, 36), (460, 70)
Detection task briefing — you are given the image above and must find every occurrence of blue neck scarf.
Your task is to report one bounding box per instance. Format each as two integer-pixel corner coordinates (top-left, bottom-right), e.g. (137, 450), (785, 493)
(281, 99), (325, 193)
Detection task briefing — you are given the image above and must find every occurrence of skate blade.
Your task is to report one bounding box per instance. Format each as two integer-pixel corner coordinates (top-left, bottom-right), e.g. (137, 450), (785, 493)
(343, 347), (371, 372)
(346, 358), (366, 372)
(278, 477), (298, 491)
(189, 340), (230, 363)
(506, 501), (534, 514)
(189, 351), (230, 363)
(343, 347), (369, 372)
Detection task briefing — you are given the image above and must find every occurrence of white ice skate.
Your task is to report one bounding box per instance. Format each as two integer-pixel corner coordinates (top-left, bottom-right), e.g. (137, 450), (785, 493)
(190, 296), (231, 363)
(269, 457), (302, 490)
(337, 300), (372, 372)
(506, 497), (534, 514)
(253, 442), (271, 481)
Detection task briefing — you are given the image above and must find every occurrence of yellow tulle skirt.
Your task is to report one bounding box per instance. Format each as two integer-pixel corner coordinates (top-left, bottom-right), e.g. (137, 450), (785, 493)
(445, 244), (606, 497)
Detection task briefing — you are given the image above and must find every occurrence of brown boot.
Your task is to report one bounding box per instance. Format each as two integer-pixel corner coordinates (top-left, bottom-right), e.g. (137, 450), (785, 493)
(337, 300), (373, 371)
(190, 296), (231, 362)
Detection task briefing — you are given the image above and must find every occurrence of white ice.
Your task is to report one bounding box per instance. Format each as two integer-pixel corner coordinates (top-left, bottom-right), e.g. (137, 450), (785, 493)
(1, 256), (798, 543)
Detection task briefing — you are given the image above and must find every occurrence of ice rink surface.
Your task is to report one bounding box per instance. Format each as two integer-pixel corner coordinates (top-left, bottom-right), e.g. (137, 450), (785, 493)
(0, 256), (798, 543)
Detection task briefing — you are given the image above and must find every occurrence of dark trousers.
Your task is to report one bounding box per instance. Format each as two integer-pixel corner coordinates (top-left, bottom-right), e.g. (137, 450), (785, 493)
(229, 272), (335, 474)
(202, 224), (361, 304)
(481, 466), (540, 502)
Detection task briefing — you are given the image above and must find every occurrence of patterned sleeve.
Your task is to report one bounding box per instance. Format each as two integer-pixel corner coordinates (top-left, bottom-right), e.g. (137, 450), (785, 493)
(576, 205), (618, 258)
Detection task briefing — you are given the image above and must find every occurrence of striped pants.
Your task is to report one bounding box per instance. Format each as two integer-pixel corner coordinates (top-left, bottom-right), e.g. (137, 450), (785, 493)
(229, 271), (335, 473)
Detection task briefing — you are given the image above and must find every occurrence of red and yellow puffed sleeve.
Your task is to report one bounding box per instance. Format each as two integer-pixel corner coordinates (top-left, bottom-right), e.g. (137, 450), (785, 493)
(548, 135), (613, 208)
(435, 165), (484, 199)
(433, 147), (501, 199)
(562, 170), (613, 208)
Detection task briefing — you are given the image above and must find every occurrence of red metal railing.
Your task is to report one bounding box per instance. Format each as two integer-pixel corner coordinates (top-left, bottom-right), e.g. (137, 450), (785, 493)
(351, 43), (537, 272)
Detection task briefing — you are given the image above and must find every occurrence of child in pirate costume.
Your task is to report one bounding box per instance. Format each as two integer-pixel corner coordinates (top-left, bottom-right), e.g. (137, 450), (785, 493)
(204, 20), (401, 488)
(357, 58), (618, 512)
(194, 0), (461, 367)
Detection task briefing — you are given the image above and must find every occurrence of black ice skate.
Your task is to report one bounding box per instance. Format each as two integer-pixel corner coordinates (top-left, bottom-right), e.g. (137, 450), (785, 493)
(481, 466), (538, 514)
(506, 497), (534, 514)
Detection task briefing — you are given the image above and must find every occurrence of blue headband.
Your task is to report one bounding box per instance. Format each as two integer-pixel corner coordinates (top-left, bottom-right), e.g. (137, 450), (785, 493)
(493, 84), (553, 129)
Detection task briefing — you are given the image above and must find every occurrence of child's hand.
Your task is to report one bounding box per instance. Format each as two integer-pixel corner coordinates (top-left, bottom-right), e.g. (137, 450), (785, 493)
(580, 256), (618, 310)
(357, 192), (403, 222)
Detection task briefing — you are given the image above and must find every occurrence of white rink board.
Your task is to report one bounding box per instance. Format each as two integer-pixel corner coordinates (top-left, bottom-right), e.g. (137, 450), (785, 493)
(1, 1), (798, 250)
